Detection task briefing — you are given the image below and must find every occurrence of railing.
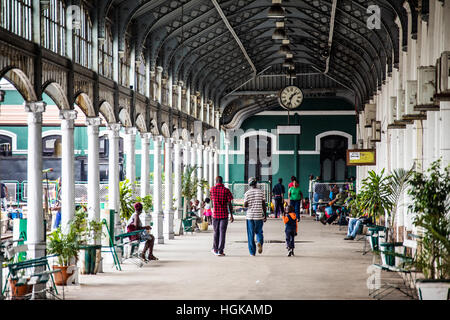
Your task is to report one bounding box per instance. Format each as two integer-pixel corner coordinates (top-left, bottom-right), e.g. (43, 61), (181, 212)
(0, 180), (20, 206)
(227, 181), (271, 213)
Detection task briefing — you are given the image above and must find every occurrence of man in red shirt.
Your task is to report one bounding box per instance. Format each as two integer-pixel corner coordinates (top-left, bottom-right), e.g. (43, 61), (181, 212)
(209, 176), (234, 256)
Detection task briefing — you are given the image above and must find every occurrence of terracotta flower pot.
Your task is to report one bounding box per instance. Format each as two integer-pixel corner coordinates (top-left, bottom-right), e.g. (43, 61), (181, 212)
(9, 279), (33, 300)
(52, 265), (74, 286)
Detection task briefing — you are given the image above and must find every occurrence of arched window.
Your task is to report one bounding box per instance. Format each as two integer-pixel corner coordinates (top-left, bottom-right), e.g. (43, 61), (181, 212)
(136, 53), (146, 95)
(73, 2), (92, 68)
(41, 0), (66, 55)
(0, 134), (12, 156)
(0, 0), (32, 40)
(99, 20), (113, 78)
(119, 34), (131, 87)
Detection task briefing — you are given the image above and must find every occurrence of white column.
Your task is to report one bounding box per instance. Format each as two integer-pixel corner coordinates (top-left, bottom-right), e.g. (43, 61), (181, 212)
(190, 142), (197, 171)
(156, 66), (163, 103)
(440, 101), (450, 164)
(191, 95), (197, 118)
(163, 138), (174, 240)
(208, 147), (214, 192)
(168, 77), (173, 107)
(152, 136), (164, 244)
(197, 144), (204, 201)
(203, 146), (209, 198)
(86, 117), (101, 235)
(124, 127), (137, 194)
(173, 140), (183, 220)
(177, 81), (183, 111)
(59, 109), (77, 232)
(183, 141), (191, 172)
(108, 123), (121, 234)
(213, 147), (219, 181)
(224, 133), (230, 186)
(24, 101), (46, 260)
(140, 133), (152, 225)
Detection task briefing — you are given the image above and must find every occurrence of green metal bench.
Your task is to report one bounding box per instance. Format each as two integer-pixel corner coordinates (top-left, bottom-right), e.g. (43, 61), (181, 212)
(369, 245), (418, 299)
(114, 229), (148, 267)
(182, 217), (195, 234)
(2, 256), (62, 299)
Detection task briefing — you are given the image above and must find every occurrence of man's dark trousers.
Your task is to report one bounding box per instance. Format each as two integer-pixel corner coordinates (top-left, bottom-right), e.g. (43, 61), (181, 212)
(213, 218), (228, 254)
(274, 196), (283, 218)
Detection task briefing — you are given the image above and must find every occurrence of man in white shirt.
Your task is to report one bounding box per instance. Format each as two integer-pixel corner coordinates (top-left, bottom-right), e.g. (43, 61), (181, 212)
(243, 177), (267, 256)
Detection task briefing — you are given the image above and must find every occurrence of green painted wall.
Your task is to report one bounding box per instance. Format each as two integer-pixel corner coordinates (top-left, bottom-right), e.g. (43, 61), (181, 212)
(219, 104), (357, 196)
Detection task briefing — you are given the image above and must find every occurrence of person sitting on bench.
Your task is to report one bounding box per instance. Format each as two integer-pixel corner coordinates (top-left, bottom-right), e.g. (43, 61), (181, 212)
(344, 212), (372, 240)
(126, 202), (158, 261)
(319, 189), (347, 225)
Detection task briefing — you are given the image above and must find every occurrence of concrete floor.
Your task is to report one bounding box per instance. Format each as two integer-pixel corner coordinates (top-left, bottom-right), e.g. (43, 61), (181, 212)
(61, 215), (409, 300)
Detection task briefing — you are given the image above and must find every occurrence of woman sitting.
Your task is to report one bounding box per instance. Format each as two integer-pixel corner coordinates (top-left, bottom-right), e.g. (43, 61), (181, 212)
(126, 202), (158, 261)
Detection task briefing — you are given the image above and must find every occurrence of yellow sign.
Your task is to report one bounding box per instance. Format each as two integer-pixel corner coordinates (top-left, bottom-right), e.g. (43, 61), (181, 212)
(346, 149), (376, 166)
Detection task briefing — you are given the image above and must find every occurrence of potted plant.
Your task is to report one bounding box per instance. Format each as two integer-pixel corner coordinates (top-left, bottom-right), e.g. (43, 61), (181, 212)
(181, 165), (200, 219)
(8, 270), (33, 299)
(71, 206), (104, 275)
(408, 159), (450, 300)
(376, 168), (414, 266)
(119, 179), (135, 220)
(350, 169), (393, 255)
(47, 224), (79, 285)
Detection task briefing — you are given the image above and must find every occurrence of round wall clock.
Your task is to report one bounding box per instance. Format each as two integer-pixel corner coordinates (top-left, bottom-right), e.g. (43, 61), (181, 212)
(278, 86), (304, 110)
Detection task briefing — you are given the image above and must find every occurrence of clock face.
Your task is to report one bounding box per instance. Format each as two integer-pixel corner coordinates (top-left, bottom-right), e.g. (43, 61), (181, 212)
(279, 86), (303, 110)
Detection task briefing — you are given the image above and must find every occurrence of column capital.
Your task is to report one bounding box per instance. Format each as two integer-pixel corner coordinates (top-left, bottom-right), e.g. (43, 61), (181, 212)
(164, 137), (174, 145)
(107, 123), (121, 137)
(24, 101), (46, 113)
(178, 80), (184, 87)
(156, 66), (163, 73)
(183, 141), (192, 148)
(140, 132), (152, 140)
(59, 109), (78, 121)
(153, 135), (164, 144)
(124, 127), (138, 135)
(86, 117), (102, 127)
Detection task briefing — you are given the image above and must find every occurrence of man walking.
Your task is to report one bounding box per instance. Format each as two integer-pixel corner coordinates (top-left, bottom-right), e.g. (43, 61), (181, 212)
(210, 176), (234, 256)
(272, 178), (285, 218)
(244, 177), (267, 256)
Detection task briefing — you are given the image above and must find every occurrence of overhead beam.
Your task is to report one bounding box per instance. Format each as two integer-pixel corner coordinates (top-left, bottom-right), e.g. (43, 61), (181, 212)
(211, 0), (257, 77)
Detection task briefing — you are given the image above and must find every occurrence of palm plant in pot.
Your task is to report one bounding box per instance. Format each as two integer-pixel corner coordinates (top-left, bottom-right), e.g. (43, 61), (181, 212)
(350, 169), (393, 254)
(408, 159), (450, 300)
(181, 165), (200, 219)
(71, 207), (104, 275)
(47, 223), (79, 285)
(378, 168), (414, 266)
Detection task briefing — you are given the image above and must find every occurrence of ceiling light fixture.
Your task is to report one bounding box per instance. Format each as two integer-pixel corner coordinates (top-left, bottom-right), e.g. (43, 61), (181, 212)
(268, 0), (285, 18)
(272, 21), (286, 40)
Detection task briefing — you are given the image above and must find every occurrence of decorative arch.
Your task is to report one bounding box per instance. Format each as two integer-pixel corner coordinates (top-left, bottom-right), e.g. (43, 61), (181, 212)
(99, 101), (116, 124)
(43, 81), (70, 110)
(160, 122), (170, 138)
(75, 92), (96, 116)
(135, 113), (147, 133)
(0, 68), (37, 102)
(118, 108), (132, 127)
(315, 131), (353, 153)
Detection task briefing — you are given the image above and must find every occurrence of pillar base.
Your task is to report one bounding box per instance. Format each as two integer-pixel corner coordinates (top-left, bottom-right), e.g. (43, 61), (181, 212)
(153, 210), (164, 244)
(163, 210), (174, 240)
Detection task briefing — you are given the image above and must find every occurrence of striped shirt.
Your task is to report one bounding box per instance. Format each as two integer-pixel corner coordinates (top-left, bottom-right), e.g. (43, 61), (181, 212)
(244, 187), (265, 220)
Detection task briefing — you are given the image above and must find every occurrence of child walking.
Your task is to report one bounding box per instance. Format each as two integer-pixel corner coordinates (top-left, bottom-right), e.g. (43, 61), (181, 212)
(282, 205), (298, 257)
(203, 198), (212, 225)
